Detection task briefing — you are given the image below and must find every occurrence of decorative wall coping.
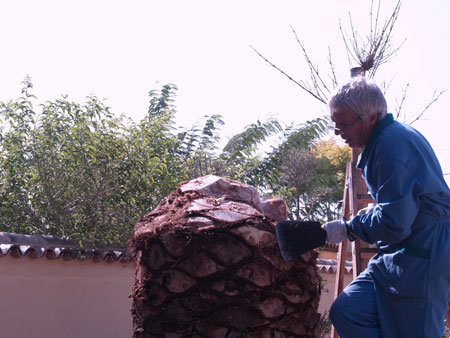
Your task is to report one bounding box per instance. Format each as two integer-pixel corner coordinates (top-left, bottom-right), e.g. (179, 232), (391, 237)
(316, 257), (353, 274)
(0, 232), (132, 264)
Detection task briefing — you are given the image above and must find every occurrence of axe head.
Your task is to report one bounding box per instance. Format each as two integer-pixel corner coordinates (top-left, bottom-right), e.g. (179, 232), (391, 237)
(276, 220), (326, 261)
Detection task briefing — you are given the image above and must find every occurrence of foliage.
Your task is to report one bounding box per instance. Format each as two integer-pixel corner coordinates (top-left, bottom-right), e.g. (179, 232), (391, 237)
(312, 138), (351, 220)
(279, 147), (327, 220)
(220, 119), (282, 185)
(0, 79), (180, 247)
(176, 114), (225, 179)
(0, 79), (348, 246)
(443, 317), (449, 338)
(260, 122), (350, 221)
(319, 311), (332, 338)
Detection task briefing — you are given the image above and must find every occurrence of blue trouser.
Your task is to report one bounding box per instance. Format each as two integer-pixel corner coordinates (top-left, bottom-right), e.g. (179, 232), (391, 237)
(330, 259), (449, 338)
(330, 271), (381, 338)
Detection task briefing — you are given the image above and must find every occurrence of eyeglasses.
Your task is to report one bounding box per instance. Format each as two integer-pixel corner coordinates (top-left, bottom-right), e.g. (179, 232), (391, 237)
(334, 115), (361, 135)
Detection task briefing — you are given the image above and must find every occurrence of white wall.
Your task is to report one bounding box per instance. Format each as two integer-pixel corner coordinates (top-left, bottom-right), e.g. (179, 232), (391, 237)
(0, 252), (358, 338)
(318, 271), (353, 315)
(0, 255), (134, 338)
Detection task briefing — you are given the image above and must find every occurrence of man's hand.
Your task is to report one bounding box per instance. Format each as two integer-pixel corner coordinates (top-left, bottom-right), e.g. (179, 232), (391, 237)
(322, 219), (347, 244)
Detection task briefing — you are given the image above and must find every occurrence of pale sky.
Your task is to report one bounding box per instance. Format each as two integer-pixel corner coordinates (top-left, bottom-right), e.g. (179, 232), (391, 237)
(1, 0), (449, 184)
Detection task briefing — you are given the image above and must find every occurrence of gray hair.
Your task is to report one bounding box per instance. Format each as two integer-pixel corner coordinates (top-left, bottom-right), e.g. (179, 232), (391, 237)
(329, 76), (387, 121)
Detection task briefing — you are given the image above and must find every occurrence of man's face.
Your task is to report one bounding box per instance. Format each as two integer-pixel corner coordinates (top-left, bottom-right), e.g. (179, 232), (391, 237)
(330, 108), (377, 148)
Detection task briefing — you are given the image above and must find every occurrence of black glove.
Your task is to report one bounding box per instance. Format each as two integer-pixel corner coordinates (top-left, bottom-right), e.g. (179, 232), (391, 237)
(276, 220), (326, 261)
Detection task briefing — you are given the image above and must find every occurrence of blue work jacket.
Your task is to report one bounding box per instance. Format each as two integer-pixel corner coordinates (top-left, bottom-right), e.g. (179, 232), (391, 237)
(349, 113), (450, 337)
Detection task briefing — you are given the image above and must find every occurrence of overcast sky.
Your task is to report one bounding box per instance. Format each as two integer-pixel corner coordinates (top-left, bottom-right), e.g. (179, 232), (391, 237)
(1, 0), (449, 183)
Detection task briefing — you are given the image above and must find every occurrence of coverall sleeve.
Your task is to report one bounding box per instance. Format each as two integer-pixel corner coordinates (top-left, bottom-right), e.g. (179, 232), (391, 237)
(349, 156), (421, 244)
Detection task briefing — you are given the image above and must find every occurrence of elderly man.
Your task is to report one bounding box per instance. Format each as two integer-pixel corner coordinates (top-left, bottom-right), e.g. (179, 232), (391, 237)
(322, 76), (450, 337)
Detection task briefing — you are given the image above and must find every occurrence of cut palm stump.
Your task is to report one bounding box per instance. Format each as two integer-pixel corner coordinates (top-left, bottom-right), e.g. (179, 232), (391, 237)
(129, 175), (321, 338)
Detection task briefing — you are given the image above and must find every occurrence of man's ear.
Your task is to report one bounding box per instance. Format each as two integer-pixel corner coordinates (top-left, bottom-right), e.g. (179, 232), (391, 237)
(369, 112), (378, 126)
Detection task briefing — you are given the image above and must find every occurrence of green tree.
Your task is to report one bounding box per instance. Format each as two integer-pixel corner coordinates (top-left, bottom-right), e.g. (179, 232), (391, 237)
(220, 119), (282, 186)
(176, 114), (225, 179)
(0, 79), (178, 247)
(0, 78), (348, 246)
(312, 138), (351, 220)
(249, 117), (348, 221)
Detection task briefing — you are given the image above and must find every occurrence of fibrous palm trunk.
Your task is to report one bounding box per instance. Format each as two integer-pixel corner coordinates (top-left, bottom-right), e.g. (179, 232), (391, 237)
(130, 175), (321, 337)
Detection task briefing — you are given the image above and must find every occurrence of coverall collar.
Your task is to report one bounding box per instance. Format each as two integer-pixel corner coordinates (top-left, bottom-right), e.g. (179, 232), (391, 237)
(357, 113), (395, 169)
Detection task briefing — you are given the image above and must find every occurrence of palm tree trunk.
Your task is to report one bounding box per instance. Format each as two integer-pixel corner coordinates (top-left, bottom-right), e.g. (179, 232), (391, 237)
(130, 175), (321, 337)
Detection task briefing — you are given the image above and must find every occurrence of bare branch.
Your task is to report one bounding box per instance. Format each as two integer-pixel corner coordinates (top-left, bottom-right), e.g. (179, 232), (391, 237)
(348, 13), (361, 58)
(250, 45), (327, 104)
(339, 18), (359, 67)
(290, 25), (331, 97)
(340, 0), (404, 77)
(379, 78), (394, 96)
(409, 89), (446, 125)
(327, 47), (338, 88)
(369, 1), (405, 76)
(394, 83), (409, 120)
(252, 0), (428, 123)
(372, 0), (381, 42)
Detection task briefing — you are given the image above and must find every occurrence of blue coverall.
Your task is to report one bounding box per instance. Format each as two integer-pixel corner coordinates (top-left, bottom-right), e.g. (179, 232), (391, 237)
(330, 114), (450, 337)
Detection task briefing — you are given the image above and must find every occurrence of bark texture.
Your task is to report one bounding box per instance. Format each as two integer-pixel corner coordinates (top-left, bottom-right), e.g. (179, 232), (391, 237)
(130, 175), (320, 338)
